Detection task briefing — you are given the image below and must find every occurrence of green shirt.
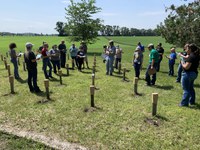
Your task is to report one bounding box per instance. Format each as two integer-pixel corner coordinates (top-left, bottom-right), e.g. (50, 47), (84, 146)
(149, 49), (159, 63)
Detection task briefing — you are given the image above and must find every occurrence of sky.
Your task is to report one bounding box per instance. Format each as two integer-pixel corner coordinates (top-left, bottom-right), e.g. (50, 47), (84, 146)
(0, 0), (194, 34)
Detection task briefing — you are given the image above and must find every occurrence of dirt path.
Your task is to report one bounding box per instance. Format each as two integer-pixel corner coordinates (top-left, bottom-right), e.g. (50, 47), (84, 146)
(0, 124), (87, 150)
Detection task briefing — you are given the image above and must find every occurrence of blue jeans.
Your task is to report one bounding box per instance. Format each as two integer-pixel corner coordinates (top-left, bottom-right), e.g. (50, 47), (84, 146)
(43, 58), (52, 79)
(51, 60), (60, 73)
(60, 52), (66, 68)
(156, 57), (162, 72)
(176, 63), (183, 82)
(169, 63), (175, 76)
(145, 63), (158, 85)
(11, 58), (20, 78)
(134, 62), (141, 78)
(115, 58), (121, 69)
(28, 68), (40, 92)
(180, 71), (198, 106)
(106, 57), (114, 74)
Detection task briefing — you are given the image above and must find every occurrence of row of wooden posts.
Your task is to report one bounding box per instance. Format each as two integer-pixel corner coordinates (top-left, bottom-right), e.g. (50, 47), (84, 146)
(1, 53), (159, 116)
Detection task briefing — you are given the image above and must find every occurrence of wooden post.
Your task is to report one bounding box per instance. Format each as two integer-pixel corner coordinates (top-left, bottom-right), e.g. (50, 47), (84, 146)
(1, 54), (3, 61)
(58, 70), (62, 85)
(67, 53), (70, 60)
(93, 54), (96, 67)
(90, 85), (95, 107)
(44, 79), (50, 100)
(23, 61), (26, 71)
(7, 64), (11, 76)
(66, 64), (69, 76)
(152, 93), (158, 116)
(118, 62), (121, 74)
(6, 52), (8, 58)
(123, 68), (126, 81)
(9, 76), (14, 94)
(92, 73), (95, 86)
(92, 65), (95, 74)
(134, 77), (139, 94)
(3, 58), (7, 70)
(18, 58), (20, 66)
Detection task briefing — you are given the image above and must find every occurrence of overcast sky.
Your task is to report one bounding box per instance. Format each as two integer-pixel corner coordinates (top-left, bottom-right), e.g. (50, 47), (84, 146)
(0, 0), (193, 34)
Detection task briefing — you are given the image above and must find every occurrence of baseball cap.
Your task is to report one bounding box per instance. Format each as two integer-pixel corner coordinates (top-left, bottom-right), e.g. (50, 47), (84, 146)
(148, 43), (154, 48)
(26, 42), (34, 47)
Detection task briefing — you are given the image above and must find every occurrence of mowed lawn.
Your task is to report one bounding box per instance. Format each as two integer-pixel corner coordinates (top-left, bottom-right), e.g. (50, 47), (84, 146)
(0, 36), (200, 149)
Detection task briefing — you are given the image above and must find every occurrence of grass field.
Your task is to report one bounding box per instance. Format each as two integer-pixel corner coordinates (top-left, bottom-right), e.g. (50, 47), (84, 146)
(0, 36), (200, 149)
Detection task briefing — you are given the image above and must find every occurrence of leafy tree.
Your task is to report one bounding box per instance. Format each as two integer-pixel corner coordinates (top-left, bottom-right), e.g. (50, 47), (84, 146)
(157, 0), (200, 47)
(65, 0), (103, 43)
(104, 25), (113, 36)
(55, 21), (66, 36)
(120, 27), (130, 36)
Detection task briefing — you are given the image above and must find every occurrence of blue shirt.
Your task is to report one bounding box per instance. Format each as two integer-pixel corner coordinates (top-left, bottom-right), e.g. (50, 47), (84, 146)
(70, 46), (78, 57)
(169, 52), (177, 64)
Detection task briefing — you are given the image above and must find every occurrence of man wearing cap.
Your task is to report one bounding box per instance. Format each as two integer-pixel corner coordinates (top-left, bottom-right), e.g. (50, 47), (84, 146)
(106, 40), (116, 75)
(145, 43), (159, 86)
(24, 42), (41, 93)
(58, 40), (67, 68)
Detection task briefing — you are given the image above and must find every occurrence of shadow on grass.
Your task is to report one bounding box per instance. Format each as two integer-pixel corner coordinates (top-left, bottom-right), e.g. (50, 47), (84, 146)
(152, 85), (174, 90)
(16, 78), (27, 84)
(155, 115), (169, 121)
(36, 98), (55, 104)
(159, 71), (169, 74)
(3, 92), (18, 96)
(87, 52), (102, 56)
(81, 70), (92, 74)
(84, 106), (103, 112)
(194, 84), (200, 88)
(189, 103), (200, 110)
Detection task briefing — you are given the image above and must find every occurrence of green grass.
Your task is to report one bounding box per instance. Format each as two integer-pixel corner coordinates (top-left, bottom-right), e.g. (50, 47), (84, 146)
(0, 131), (52, 150)
(0, 36), (200, 149)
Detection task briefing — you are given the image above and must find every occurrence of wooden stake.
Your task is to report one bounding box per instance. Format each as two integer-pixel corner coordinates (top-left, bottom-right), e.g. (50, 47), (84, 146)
(123, 68), (126, 81)
(23, 61), (26, 71)
(92, 65), (95, 74)
(6, 52), (8, 58)
(118, 62), (121, 74)
(134, 77), (139, 94)
(9, 76), (14, 94)
(58, 70), (62, 85)
(67, 53), (70, 60)
(90, 85), (95, 107)
(3, 58), (7, 69)
(7, 64), (11, 76)
(92, 73), (95, 86)
(66, 64), (69, 76)
(44, 79), (50, 100)
(152, 93), (158, 116)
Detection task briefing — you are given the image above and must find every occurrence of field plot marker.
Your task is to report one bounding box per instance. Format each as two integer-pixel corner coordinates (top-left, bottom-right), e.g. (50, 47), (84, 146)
(134, 77), (139, 95)
(44, 79), (50, 100)
(3, 57), (7, 69)
(7, 64), (11, 76)
(152, 93), (158, 116)
(90, 85), (95, 107)
(66, 64), (69, 76)
(1, 54), (3, 61)
(9, 76), (15, 94)
(118, 62), (121, 74)
(58, 70), (63, 85)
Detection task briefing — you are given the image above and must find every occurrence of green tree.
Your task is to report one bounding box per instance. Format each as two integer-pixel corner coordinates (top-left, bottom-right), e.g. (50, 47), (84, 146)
(55, 21), (66, 36)
(157, 0), (200, 47)
(65, 0), (103, 43)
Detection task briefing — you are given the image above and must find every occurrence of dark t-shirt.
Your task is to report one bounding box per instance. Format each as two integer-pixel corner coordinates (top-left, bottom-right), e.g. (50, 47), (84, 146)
(58, 44), (67, 54)
(25, 51), (37, 70)
(157, 47), (164, 59)
(77, 51), (85, 61)
(82, 44), (87, 54)
(184, 53), (200, 73)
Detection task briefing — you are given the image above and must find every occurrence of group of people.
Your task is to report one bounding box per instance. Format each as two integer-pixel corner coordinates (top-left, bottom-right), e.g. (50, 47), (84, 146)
(8, 40), (90, 93)
(132, 42), (200, 107)
(8, 39), (200, 107)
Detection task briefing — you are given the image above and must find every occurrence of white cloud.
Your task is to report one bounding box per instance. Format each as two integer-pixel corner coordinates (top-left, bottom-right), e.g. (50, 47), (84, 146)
(61, 0), (70, 4)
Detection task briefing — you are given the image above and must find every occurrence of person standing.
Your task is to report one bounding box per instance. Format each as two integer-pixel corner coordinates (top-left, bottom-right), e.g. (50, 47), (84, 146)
(9, 43), (20, 79)
(24, 42), (41, 93)
(69, 43), (78, 69)
(115, 45), (123, 69)
(165, 47), (177, 76)
(49, 45), (60, 74)
(145, 43), (159, 86)
(106, 40), (116, 75)
(137, 42), (145, 69)
(133, 46), (143, 78)
(179, 43), (200, 107)
(58, 40), (67, 68)
(41, 43), (53, 79)
(156, 43), (164, 72)
(77, 46), (85, 72)
(176, 44), (189, 82)
(81, 41), (89, 69)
